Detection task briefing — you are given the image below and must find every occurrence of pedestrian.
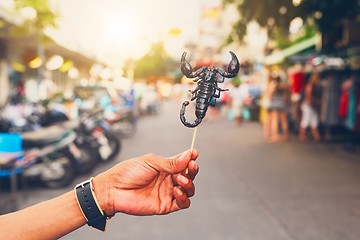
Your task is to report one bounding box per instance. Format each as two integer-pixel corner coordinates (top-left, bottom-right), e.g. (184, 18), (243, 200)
(0, 149), (199, 239)
(229, 80), (245, 125)
(299, 73), (322, 142)
(288, 64), (306, 133)
(267, 74), (290, 142)
(262, 75), (274, 140)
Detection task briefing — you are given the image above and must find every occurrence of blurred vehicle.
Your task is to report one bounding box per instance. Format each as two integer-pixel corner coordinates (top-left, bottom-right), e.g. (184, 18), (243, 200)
(74, 85), (138, 138)
(138, 84), (160, 116)
(0, 100), (67, 133)
(73, 85), (119, 111)
(105, 109), (137, 138)
(0, 127), (82, 189)
(73, 109), (121, 163)
(106, 88), (138, 138)
(1, 102), (121, 173)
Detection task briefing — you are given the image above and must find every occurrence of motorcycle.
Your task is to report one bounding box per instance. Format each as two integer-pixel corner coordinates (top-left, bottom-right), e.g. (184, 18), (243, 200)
(1, 126), (82, 189)
(0, 112), (41, 133)
(105, 108), (137, 139)
(76, 109), (121, 163)
(1, 110), (99, 176)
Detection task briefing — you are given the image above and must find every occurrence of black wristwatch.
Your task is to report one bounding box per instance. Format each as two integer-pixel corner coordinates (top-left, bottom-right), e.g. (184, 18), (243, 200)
(74, 178), (109, 231)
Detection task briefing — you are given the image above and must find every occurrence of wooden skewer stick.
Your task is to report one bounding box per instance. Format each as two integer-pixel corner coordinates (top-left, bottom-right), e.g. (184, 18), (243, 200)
(186, 126), (198, 175)
(190, 126), (198, 152)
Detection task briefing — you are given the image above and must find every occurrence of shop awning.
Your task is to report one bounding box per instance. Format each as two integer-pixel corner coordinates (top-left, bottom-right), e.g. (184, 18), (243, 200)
(264, 35), (321, 65)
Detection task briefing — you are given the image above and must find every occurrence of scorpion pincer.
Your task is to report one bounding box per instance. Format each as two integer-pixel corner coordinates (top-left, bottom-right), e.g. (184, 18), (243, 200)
(180, 51), (240, 128)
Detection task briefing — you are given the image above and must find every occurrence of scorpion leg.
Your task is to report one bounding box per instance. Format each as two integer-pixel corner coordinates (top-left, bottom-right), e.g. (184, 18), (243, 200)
(189, 87), (199, 101)
(216, 86), (229, 93)
(213, 89), (221, 98)
(212, 87), (228, 100)
(188, 86), (199, 94)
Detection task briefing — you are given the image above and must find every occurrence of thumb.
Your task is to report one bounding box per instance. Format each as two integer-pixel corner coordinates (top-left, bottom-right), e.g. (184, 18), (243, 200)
(153, 150), (191, 174)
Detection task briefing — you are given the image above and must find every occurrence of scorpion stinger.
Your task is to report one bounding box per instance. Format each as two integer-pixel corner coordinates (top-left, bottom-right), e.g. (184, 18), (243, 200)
(179, 51), (240, 128)
(180, 101), (202, 128)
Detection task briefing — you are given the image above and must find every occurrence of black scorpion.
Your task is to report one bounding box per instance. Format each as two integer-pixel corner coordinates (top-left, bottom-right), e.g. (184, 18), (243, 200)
(180, 51), (240, 128)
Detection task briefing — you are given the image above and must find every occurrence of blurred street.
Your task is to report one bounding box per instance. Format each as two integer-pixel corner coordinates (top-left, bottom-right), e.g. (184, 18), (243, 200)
(17, 99), (360, 240)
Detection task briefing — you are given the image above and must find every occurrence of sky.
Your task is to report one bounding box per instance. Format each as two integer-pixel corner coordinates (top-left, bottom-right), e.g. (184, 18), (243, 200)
(45, 0), (224, 66)
(0, 0), (267, 66)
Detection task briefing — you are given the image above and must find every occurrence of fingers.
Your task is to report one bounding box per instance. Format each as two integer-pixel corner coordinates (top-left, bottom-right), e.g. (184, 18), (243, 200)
(174, 149), (199, 196)
(171, 156), (199, 185)
(184, 148), (199, 176)
(142, 149), (199, 214)
(190, 148), (199, 161)
(172, 186), (191, 210)
(177, 175), (195, 197)
(186, 160), (199, 181)
(148, 148), (199, 174)
(169, 148), (199, 175)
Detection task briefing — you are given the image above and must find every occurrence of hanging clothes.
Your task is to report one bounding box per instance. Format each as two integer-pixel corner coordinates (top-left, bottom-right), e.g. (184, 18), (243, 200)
(320, 72), (342, 126)
(354, 83), (360, 131)
(346, 85), (356, 130)
(339, 79), (353, 118)
(290, 71), (306, 94)
(339, 90), (349, 118)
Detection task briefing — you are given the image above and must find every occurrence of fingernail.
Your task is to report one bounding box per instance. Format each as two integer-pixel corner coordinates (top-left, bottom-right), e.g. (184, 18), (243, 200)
(175, 187), (183, 196)
(178, 175), (189, 184)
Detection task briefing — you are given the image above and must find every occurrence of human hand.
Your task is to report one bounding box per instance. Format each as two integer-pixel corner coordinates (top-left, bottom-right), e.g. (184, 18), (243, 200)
(93, 149), (199, 216)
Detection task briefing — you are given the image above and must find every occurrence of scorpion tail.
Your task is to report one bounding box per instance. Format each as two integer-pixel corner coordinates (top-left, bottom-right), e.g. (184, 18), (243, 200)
(180, 101), (202, 128)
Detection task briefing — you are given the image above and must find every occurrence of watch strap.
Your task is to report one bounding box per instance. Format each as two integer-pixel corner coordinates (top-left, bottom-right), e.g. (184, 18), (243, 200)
(75, 178), (107, 231)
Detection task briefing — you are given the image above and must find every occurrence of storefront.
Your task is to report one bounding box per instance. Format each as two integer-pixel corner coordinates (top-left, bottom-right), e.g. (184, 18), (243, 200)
(263, 35), (360, 146)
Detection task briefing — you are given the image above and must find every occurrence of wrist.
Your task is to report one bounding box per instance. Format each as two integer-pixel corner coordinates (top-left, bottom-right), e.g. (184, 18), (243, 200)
(93, 173), (115, 216)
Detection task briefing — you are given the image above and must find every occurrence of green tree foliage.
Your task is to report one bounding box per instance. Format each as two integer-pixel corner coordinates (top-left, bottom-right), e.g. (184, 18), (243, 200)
(131, 42), (178, 80)
(11, 0), (58, 42)
(223, 0), (359, 51)
(223, 0), (298, 41)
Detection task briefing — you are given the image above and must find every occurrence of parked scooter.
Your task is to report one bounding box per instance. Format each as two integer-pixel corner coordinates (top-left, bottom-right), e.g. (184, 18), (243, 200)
(1, 126), (82, 189)
(0, 97), (120, 189)
(77, 109), (121, 163)
(0, 110), (99, 176)
(0, 111), (41, 133)
(105, 108), (137, 138)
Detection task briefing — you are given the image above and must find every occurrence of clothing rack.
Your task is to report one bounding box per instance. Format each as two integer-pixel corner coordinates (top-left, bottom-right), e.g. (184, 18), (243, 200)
(318, 68), (360, 150)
